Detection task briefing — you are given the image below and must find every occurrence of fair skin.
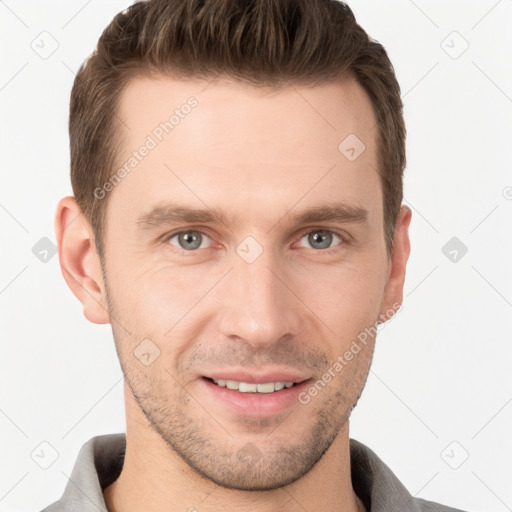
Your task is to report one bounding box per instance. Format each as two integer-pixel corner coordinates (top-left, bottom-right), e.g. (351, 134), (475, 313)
(56, 75), (411, 512)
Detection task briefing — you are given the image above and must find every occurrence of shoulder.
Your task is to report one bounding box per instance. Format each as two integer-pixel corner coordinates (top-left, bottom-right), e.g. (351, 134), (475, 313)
(414, 497), (468, 512)
(350, 439), (468, 512)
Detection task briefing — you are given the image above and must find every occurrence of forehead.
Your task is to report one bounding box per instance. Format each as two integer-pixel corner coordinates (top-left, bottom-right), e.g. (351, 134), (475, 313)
(110, 75), (381, 230)
(117, 74), (377, 151)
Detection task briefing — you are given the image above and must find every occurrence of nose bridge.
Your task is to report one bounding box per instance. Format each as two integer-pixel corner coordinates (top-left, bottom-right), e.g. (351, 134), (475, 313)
(218, 243), (301, 348)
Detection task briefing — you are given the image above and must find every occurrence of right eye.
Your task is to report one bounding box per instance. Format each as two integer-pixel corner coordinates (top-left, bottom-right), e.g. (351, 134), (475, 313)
(165, 230), (214, 251)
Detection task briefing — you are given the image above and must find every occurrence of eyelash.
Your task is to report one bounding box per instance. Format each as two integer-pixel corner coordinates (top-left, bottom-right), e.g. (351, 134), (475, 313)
(161, 228), (349, 255)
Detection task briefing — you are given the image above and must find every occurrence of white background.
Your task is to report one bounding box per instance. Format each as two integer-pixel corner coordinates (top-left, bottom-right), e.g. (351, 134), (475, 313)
(1, 1), (511, 511)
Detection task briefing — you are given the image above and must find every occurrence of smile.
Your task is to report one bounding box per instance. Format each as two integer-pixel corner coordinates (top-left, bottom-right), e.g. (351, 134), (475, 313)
(208, 378), (296, 393)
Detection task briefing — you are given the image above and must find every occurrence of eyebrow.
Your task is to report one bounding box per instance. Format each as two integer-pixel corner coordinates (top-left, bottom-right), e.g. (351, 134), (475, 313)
(136, 201), (369, 231)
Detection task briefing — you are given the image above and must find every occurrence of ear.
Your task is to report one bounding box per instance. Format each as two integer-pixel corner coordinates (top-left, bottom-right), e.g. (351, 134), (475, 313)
(379, 205), (412, 323)
(55, 196), (110, 324)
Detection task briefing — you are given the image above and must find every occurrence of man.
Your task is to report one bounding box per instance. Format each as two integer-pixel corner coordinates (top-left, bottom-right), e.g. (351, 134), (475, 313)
(42, 0), (466, 510)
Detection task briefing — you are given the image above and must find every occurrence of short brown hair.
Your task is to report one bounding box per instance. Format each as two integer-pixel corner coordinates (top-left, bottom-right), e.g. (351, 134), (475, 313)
(69, 0), (406, 259)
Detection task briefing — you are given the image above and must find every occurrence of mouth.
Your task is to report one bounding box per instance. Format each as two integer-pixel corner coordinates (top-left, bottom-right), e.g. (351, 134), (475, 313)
(199, 370), (311, 417)
(203, 377), (299, 394)
(199, 373), (311, 417)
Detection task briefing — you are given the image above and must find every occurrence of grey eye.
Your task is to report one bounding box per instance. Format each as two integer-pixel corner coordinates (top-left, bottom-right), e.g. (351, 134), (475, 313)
(299, 230), (342, 250)
(168, 231), (212, 251)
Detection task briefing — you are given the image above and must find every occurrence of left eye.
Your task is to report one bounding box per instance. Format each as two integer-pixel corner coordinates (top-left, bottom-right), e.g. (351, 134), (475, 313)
(297, 230), (343, 250)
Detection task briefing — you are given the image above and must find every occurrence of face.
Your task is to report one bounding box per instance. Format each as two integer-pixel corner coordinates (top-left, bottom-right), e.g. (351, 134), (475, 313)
(99, 75), (403, 490)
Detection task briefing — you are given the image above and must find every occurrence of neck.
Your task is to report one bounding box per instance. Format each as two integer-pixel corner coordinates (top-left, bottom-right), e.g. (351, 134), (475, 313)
(104, 389), (364, 512)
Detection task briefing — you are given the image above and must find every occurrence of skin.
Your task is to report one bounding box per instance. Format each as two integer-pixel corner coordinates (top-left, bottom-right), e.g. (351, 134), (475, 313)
(56, 74), (411, 512)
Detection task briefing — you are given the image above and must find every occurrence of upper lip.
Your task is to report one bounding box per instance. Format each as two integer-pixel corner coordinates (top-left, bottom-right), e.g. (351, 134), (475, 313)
(203, 369), (310, 384)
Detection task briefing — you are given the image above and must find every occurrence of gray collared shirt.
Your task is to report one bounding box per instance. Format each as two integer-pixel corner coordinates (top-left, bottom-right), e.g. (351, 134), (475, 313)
(41, 433), (466, 511)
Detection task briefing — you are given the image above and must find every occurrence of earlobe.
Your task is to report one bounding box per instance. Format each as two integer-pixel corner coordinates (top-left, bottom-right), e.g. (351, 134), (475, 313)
(55, 196), (111, 325)
(379, 205), (412, 323)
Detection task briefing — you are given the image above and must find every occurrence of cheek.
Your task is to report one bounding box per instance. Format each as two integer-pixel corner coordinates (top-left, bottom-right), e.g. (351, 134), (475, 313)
(107, 260), (220, 359)
(106, 252), (189, 314)
(292, 260), (386, 327)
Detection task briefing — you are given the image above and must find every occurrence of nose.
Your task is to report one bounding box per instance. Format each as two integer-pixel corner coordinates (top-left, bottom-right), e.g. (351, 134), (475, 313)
(217, 248), (302, 350)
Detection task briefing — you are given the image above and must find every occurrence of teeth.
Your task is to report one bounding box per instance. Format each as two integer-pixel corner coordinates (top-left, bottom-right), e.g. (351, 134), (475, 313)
(211, 379), (296, 393)
(256, 382), (274, 393)
(239, 382), (258, 392)
(225, 380), (239, 390)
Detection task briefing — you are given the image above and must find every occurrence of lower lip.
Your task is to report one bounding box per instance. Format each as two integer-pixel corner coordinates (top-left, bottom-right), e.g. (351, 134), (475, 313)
(200, 378), (310, 417)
